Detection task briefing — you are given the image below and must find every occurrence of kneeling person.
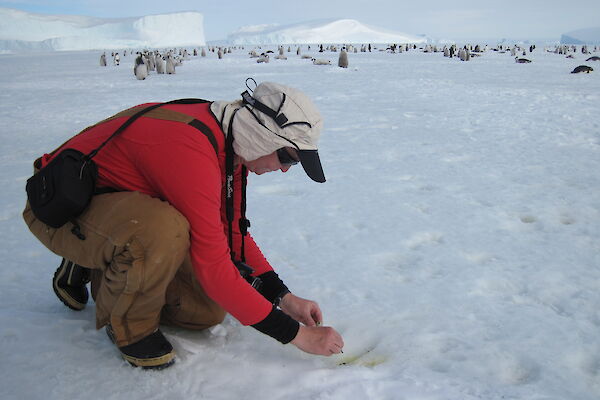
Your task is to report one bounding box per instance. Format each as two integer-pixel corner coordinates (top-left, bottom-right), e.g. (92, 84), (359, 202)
(23, 81), (344, 369)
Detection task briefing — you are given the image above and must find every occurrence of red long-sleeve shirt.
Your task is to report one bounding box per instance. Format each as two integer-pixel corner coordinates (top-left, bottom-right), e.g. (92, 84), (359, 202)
(42, 102), (274, 326)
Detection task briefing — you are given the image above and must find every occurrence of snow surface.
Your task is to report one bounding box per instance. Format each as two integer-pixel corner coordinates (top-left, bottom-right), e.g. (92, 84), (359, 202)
(227, 19), (426, 45)
(561, 27), (600, 45)
(0, 8), (205, 52)
(1, 44), (599, 400)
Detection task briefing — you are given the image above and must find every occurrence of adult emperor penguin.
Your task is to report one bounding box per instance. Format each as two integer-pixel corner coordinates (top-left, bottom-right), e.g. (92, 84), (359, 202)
(571, 65), (593, 73)
(134, 54), (148, 80)
(515, 57), (532, 63)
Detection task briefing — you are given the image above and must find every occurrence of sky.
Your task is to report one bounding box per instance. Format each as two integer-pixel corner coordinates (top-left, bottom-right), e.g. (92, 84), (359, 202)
(1, 1), (599, 42)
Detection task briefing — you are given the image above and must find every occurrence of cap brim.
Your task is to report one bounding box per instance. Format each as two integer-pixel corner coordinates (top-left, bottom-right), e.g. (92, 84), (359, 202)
(298, 150), (326, 183)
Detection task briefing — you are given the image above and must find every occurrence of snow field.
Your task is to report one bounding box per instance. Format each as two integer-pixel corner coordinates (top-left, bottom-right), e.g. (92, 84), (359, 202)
(0, 45), (599, 399)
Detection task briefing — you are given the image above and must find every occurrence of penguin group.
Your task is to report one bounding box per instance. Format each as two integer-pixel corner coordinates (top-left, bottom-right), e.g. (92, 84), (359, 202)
(438, 44), (484, 61)
(132, 50), (182, 80)
(207, 46), (236, 59)
(245, 43), (355, 69)
(434, 42), (598, 74)
(99, 52), (121, 66)
(100, 41), (598, 78)
(237, 41), (598, 73)
(99, 47), (209, 80)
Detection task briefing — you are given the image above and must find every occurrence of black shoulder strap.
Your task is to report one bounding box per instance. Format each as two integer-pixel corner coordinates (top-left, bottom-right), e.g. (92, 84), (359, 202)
(92, 98), (247, 262)
(189, 119), (219, 156)
(87, 98), (211, 160)
(239, 166), (249, 262)
(225, 109), (238, 258)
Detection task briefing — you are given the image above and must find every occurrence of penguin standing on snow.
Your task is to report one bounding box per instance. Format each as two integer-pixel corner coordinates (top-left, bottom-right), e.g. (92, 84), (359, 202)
(166, 54), (176, 74)
(134, 54), (148, 80)
(100, 53), (107, 66)
(338, 49), (348, 68)
(147, 53), (156, 71)
(274, 46), (287, 60)
(155, 54), (165, 74)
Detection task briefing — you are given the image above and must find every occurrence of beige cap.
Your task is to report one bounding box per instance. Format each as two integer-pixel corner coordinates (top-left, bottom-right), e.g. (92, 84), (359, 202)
(231, 82), (326, 182)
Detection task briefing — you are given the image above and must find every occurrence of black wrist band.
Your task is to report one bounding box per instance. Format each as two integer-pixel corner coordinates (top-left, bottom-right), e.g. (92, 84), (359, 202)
(256, 271), (289, 303)
(273, 289), (291, 308)
(251, 306), (300, 344)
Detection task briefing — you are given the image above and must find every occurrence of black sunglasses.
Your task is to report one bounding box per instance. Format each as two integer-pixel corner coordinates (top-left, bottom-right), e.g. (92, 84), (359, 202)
(277, 148), (300, 166)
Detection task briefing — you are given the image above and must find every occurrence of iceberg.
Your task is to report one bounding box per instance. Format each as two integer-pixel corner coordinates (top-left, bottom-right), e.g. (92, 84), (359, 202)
(560, 27), (600, 45)
(0, 8), (205, 53)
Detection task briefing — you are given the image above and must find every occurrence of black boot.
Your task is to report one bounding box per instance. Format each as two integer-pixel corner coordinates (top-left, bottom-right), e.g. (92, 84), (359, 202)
(106, 324), (176, 369)
(52, 258), (90, 311)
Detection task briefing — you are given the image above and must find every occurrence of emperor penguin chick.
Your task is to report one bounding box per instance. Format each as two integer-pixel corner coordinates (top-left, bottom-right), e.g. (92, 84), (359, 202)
(312, 58), (331, 65)
(166, 54), (176, 74)
(155, 54), (165, 74)
(134, 54), (148, 80)
(338, 49), (348, 68)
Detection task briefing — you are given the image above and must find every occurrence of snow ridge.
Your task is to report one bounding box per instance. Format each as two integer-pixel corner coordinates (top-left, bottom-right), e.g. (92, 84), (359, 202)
(227, 19), (427, 45)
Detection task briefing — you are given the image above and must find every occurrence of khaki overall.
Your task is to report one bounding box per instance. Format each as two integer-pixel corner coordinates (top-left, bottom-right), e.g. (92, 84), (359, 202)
(23, 107), (225, 347)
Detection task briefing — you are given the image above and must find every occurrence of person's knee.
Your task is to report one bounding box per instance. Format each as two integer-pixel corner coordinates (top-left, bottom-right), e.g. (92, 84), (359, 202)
(208, 308), (226, 326)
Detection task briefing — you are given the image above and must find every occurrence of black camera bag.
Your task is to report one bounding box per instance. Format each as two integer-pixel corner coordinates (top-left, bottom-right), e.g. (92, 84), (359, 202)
(26, 149), (97, 228)
(25, 98), (210, 235)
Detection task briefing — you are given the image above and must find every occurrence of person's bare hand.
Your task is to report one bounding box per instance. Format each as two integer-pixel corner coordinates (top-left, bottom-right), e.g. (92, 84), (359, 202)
(290, 325), (344, 356)
(279, 293), (322, 326)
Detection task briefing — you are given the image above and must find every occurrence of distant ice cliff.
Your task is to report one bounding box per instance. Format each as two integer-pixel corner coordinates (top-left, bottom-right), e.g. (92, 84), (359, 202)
(0, 8), (205, 53)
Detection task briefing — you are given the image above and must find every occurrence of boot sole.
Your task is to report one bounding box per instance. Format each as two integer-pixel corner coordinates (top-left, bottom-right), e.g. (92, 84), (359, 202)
(52, 265), (86, 311)
(106, 325), (176, 370)
(122, 353), (176, 369)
